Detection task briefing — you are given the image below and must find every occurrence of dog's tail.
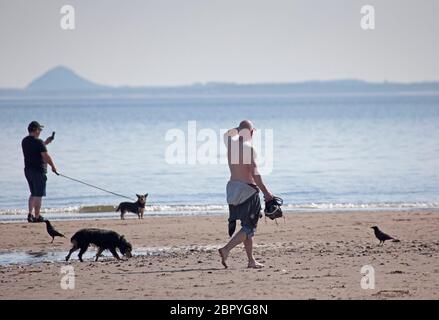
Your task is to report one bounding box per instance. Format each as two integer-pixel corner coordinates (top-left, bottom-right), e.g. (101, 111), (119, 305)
(115, 204), (120, 212)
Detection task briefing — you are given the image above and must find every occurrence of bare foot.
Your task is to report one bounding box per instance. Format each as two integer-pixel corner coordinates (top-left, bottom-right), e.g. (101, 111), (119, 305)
(248, 260), (264, 269)
(218, 248), (228, 269)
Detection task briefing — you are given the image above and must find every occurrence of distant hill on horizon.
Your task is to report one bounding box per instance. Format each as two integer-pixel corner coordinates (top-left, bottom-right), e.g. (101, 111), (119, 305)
(26, 66), (104, 91)
(1, 65), (439, 98)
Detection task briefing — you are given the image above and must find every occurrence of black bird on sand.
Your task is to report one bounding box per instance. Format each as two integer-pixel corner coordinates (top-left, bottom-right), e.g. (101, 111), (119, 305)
(44, 220), (66, 243)
(371, 226), (399, 245)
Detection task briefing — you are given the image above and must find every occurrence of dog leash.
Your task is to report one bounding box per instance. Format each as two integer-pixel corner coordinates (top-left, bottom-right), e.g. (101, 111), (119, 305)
(55, 172), (134, 200)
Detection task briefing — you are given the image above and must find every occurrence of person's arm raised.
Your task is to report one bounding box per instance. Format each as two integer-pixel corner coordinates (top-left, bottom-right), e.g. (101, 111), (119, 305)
(223, 127), (239, 145)
(44, 132), (55, 145)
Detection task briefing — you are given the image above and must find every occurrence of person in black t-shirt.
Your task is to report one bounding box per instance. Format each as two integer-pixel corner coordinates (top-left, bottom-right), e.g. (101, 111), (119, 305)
(22, 121), (58, 223)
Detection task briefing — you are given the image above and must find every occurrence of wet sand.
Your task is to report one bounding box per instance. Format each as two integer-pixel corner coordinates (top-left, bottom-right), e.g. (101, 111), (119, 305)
(0, 210), (438, 299)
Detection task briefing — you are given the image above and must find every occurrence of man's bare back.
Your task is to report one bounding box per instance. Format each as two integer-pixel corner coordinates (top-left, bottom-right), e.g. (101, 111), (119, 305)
(227, 139), (256, 185)
(224, 122), (271, 198)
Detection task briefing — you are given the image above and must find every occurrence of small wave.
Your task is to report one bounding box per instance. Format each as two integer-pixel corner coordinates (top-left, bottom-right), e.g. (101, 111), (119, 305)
(144, 204), (226, 212)
(0, 204), (228, 216)
(0, 206), (81, 215)
(77, 204), (228, 214)
(282, 202), (439, 210)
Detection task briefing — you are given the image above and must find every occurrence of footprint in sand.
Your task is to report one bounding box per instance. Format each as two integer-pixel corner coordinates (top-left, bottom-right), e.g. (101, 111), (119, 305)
(373, 290), (410, 298)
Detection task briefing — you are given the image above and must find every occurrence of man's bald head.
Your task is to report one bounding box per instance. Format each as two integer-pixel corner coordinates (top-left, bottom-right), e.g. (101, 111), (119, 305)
(237, 120), (254, 140)
(238, 120), (254, 131)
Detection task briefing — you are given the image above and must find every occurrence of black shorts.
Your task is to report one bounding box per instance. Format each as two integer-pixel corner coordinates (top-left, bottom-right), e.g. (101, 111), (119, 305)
(228, 192), (262, 237)
(24, 168), (47, 197)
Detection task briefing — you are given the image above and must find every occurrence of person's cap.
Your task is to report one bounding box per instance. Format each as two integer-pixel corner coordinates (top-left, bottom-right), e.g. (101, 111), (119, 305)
(28, 121), (44, 132)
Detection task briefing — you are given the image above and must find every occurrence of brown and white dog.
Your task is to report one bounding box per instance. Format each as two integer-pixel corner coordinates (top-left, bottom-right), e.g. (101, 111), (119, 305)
(116, 193), (148, 220)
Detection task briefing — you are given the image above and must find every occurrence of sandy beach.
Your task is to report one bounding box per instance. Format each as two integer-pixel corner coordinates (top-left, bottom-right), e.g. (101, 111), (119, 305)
(0, 210), (438, 300)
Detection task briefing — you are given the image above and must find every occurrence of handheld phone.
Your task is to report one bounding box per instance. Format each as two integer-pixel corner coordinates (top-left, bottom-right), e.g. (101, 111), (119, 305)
(47, 131), (55, 143)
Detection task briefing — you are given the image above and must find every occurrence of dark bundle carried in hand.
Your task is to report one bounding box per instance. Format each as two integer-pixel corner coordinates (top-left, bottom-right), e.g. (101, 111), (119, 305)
(264, 196), (284, 223)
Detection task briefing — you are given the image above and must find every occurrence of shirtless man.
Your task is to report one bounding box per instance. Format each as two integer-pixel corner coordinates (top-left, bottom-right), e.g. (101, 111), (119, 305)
(218, 120), (273, 268)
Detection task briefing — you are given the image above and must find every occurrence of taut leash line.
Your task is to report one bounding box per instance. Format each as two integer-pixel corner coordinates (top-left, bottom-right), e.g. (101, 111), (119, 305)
(55, 172), (134, 200)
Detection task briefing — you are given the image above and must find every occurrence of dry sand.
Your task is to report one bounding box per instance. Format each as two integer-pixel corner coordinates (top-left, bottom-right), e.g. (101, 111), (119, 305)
(0, 210), (438, 299)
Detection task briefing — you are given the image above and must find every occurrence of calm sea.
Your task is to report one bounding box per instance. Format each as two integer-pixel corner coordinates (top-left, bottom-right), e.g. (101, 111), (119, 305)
(1, 93), (439, 218)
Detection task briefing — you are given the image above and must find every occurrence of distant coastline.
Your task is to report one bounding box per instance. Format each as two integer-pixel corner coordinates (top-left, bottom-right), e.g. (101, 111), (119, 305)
(1, 66), (439, 99)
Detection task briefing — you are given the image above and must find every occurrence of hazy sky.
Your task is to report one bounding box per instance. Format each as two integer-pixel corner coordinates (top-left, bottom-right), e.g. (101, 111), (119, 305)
(1, 0), (438, 88)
